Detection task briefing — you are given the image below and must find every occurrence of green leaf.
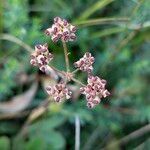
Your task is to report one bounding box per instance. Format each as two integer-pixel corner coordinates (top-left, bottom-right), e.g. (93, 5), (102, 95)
(28, 130), (65, 150)
(42, 131), (65, 150)
(25, 137), (46, 150)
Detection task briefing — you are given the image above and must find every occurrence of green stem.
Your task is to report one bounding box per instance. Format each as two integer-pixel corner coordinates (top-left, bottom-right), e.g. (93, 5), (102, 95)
(62, 41), (70, 72)
(49, 65), (66, 78)
(0, 34), (33, 53)
(72, 68), (79, 74)
(71, 77), (85, 86)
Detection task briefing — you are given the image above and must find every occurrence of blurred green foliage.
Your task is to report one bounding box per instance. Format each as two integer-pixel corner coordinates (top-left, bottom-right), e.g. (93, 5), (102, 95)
(0, 0), (150, 150)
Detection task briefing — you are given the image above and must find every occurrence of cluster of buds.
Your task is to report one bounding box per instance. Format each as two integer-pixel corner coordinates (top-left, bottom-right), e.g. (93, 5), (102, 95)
(30, 43), (53, 72)
(46, 82), (72, 102)
(30, 17), (110, 108)
(45, 17), (76, 42)
(80, 76), (110, 108)
(74, 52), (95, 74)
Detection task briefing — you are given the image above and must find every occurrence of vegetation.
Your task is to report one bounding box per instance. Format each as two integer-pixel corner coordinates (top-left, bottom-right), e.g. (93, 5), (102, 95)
(0, 0), (150, 149)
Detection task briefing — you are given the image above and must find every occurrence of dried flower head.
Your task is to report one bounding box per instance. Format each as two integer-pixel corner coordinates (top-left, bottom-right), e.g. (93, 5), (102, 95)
(29, 17), (110, 108)
(45, 17), (76, 42)
(80, 76), (110, 108)
(30, 43), (53, 72)
(46, 81), (72, 102)
(74, 52), (95, 74)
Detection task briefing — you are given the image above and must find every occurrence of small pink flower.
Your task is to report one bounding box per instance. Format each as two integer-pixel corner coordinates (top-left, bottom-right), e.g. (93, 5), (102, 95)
(30, 43), (53, 72)
(80, 75), (110, 108)
(74, 52), (95, 74)
(45, 17), (76, 42)
(46, 81), (72, 102)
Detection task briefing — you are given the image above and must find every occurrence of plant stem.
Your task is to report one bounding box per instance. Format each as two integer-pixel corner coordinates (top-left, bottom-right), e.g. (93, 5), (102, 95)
(62, 40), (70, 72)
(0, 34), (33, 53)
(75, 115), (80, 150)
(101, 123), (150, 149)
(71, 77), (85, 86)
(49, 65), (65, 76)
(72, 68), (80, 74)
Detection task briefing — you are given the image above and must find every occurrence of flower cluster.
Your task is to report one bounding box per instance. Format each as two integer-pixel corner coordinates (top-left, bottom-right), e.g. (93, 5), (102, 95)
(45, 17), (76, 42)
(46, 82), (72, 102)
(30, 17), (110, 109)
(30, 43), (53, 72)
(74, 52), (95, 74)
(80, 76), (110, 108)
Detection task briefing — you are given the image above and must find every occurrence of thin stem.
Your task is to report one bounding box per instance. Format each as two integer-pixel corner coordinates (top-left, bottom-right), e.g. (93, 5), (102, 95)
(62, 40), (70, 72)
(72, 68), (80, 74)
(75, 17), (130, 28)
(49, 65), (65, 76)
(0, 34), (33, 53)
(75, 115), (80, 150)
(101, 123), (150, 150)
(71, 77), (86, 86)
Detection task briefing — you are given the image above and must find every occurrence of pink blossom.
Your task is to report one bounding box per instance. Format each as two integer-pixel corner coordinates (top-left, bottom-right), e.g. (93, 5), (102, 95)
(80, 76), (110, 108)
(46, 81), (72, 102)
(74, 52), (95, 74)
(30, 43), (53, 72)
(45, 17), (76, 42)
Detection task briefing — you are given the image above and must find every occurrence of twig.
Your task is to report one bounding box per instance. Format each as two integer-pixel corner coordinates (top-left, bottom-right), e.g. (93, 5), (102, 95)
(0, 34), (33, 53)
(117, 30), (138, 50)
(62, 40), (70, 72)
(134, 138), (150, 150)
(0, 110), (30, 120)
(72, 68), (80, 74)
(75, 115), (80, 150)
(118, 21), (150, 30)
(49, 65), (65, 76)
(75, 17), (130, 28)
(71, 77), (86, 86)
(101, 123), (150, 149)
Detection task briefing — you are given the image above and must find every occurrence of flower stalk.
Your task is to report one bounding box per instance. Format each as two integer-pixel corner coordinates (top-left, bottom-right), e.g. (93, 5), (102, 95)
(30, 17), (110, 108)
(62, 40), (70, 72)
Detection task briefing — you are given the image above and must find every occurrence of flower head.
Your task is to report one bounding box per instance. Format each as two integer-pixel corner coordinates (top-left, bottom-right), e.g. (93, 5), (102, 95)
(45, 17), (76, 42)
(80, 75), (110, 108)
(46, 81), (72, 102)
(30, 43), (53, 72)
(74, 52), (95, 74)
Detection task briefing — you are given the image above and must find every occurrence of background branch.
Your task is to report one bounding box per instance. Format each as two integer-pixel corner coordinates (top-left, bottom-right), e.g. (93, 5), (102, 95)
(102, 124), (150, 149)
(0, 34), (33, 53)
(75, 115), (80, 150)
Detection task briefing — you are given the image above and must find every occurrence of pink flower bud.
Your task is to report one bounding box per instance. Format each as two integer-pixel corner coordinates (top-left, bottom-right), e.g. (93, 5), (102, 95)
(45, 17), (77, 42)
(30, 43), (53, 72)
(74, 52), (95, 73)
(45, 28), (52, 36)
(87, 102), (95, 109)
(46, 82), (72, 102)
(52, 36), (59, 42)
(70, 25), (76, 32)
(80, 76), (110, 108)
(54, 17), (61, 23)
(102, 90), (110, 98)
